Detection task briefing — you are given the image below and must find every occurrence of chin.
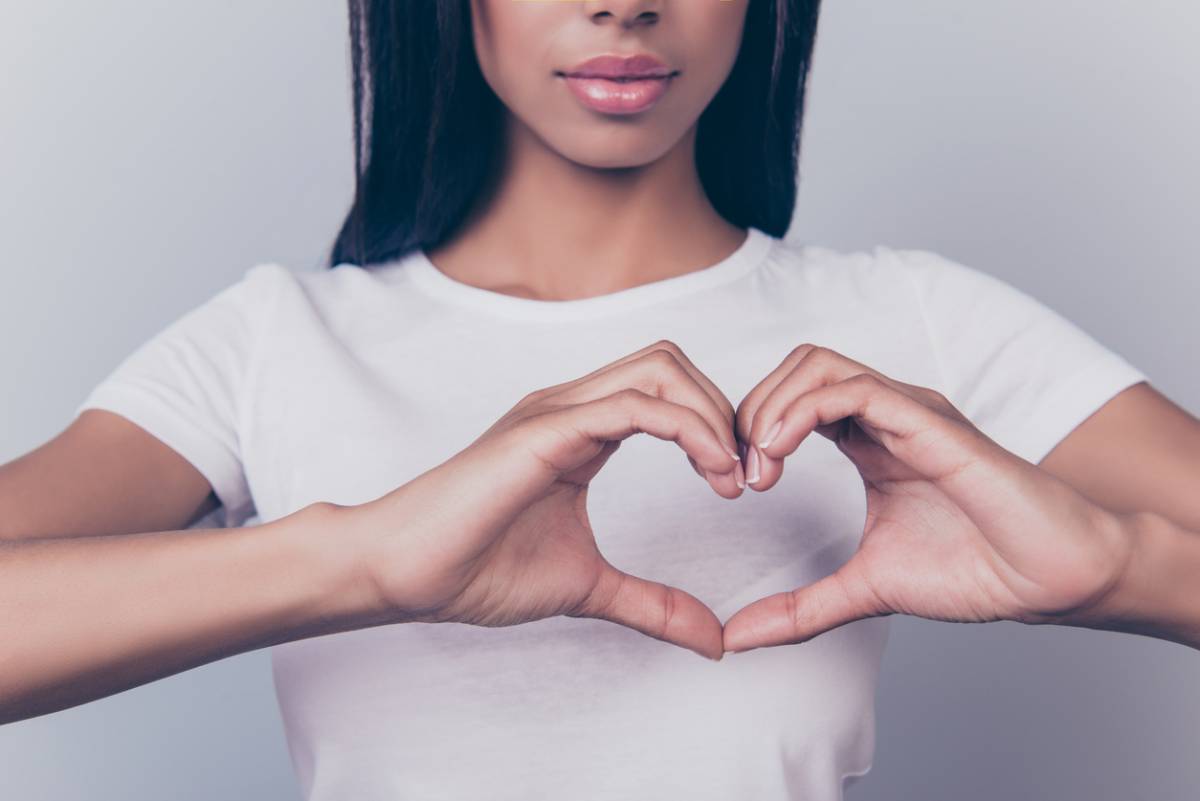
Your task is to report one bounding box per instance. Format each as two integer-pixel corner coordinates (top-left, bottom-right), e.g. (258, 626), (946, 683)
(544, 124), (683, 170)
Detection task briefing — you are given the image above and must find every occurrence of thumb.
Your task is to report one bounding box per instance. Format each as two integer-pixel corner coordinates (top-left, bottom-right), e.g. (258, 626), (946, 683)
(572, 561), (725, 661)
(722, 566), (886, 653)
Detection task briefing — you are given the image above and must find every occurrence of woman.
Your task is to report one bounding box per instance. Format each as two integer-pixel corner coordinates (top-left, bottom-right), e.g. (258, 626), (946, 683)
(2, 1), (1197, 799)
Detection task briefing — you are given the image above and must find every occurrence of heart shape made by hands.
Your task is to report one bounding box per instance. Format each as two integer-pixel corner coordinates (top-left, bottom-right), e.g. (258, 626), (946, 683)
(634, 341), (1118, 659)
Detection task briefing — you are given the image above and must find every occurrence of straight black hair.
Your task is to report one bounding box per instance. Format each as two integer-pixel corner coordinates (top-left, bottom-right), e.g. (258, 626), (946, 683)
(327, 0), (823, 269)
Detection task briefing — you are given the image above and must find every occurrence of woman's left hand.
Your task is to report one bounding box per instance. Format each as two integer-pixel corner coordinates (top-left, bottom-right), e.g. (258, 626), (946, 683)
(723, 344), (1134, 653)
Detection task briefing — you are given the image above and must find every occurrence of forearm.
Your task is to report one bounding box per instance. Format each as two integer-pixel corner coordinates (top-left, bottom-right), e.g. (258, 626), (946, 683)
(0, 502), (388, 724)
(1060, 510), (1200, 650)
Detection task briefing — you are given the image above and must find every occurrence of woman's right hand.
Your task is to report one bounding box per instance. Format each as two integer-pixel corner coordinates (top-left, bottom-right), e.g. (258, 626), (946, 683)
(339, 341), (744, 660)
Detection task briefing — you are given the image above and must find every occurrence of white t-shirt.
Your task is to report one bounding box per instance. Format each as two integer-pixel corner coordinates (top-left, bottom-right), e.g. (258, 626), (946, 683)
(74, 226), (1147, 800)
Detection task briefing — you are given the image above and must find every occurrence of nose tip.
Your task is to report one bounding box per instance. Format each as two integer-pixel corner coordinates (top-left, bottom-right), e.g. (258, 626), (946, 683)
(585, 0), (661, 28)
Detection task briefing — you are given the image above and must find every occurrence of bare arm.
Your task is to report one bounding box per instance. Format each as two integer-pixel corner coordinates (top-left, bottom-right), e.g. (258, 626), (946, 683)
(0, 502), (380, 725)
(1037, 382), (1200, 647)
(721, 346), (1200, 653)
(1, 410), (221, 541)
(1, 342), (746, 722)
(1039, 381), (1200, 531)
(0, 410), (382, 723)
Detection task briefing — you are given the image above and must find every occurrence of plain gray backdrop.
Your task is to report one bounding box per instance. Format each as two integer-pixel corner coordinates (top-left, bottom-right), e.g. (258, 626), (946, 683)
(2, 1), (1197, 799)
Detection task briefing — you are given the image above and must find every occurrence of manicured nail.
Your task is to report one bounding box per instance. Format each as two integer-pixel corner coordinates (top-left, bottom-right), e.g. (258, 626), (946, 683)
(758, 420), (782, 449)
(726, 445), (740, 461)
(746, 446), (761, 484)
(734, 461), (745, 489)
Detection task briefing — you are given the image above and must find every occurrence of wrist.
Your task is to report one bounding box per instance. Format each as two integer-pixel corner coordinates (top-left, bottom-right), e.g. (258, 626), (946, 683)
(1058, 508), (1200, 650)
(267, 502), (399, 632)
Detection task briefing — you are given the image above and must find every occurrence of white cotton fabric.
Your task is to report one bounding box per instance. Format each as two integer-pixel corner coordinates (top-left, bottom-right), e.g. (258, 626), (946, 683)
(75, 226), (1147, 800)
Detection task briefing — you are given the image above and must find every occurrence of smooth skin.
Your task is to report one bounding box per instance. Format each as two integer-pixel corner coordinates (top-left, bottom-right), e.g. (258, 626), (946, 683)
(725, 345), (1200, 652)
(3, 0), (1199, 727)
(0, 341), (744, 723)
(346, 340), (745, 658)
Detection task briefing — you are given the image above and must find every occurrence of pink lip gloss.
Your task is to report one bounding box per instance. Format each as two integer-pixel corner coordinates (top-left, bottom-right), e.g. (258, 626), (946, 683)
(561, 75), (674, 115)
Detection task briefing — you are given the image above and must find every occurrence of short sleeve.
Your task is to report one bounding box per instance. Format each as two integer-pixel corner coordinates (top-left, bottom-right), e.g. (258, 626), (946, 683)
(893, 248), (1149, 466)
(73, 263), (285, 528)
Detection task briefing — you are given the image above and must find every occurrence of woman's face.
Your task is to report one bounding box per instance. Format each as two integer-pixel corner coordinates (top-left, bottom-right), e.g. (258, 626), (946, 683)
(469, 0), (750, 168)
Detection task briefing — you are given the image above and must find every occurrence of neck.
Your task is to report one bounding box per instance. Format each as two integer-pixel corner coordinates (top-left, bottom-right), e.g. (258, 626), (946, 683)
(423, 113), (748, 302)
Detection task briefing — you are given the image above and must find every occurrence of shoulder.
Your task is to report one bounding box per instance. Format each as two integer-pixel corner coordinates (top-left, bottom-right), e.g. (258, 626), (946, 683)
(272, 253), (425, 305)
(216, 261), (296, 317)
(230, 259), (395, 319)
(765, 238), (983, 280)
(238, 253), (436, 348)
(759, 236), (945, 296)
(873, 247), (1019, 299)
(762, 238), (1024, 309)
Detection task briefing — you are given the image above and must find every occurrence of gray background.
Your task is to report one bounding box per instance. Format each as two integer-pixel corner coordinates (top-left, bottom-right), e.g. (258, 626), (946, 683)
(1, 1), (1196, 798)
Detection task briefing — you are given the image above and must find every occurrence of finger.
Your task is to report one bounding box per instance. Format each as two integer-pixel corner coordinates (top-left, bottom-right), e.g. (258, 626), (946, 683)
(590, 339), (738, 431)
(575, 560), (725, 660)
(686, 453), (747, 492)
(747, 346), (944, 449)
(759, 374), (982, 485)
(543, 348), (744, 494)
(551, 340), (738, 433)
(722, 563), (886, 653)
(557, 343), (740, 460)
(735, 344), (858, 443)
(738, 346), (913, 491)
(651, 342), (740, 438)
(534, 388), (743, 498)
(754, 375), (1040, 563)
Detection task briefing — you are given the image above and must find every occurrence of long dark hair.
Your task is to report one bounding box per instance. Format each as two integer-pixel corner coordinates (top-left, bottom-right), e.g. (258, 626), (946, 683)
(327, 0), (823, 269)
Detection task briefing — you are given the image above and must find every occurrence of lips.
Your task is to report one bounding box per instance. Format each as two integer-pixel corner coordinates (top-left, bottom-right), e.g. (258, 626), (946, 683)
(561, 53), (675, 81)
(557, 53), (679, 115)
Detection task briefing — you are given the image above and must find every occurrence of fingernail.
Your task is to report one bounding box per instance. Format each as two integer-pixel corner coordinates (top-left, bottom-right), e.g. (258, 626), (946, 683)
(734, 461), (745, 489)
(746, 447), (761, 484)
(758, 420), (782, 449)
(726, 445), (740, 461)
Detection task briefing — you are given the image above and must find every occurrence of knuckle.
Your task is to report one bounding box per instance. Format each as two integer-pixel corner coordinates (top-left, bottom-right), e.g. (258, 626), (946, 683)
(305, 500), (345, 520)
(790, 342), (818, 360)
(649, 338), (683, 357)
(643, 347), (680, 372)
(658, 587), (677, 640)
(796, 345), (834, 374)
(517, 386), (549, 408)
(847, 373), (881, 390)
(922, 386), (950, 406)
(800, 344), (828, 361)
(613, 386), (649, 407)
(640, 348), (688, 389)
